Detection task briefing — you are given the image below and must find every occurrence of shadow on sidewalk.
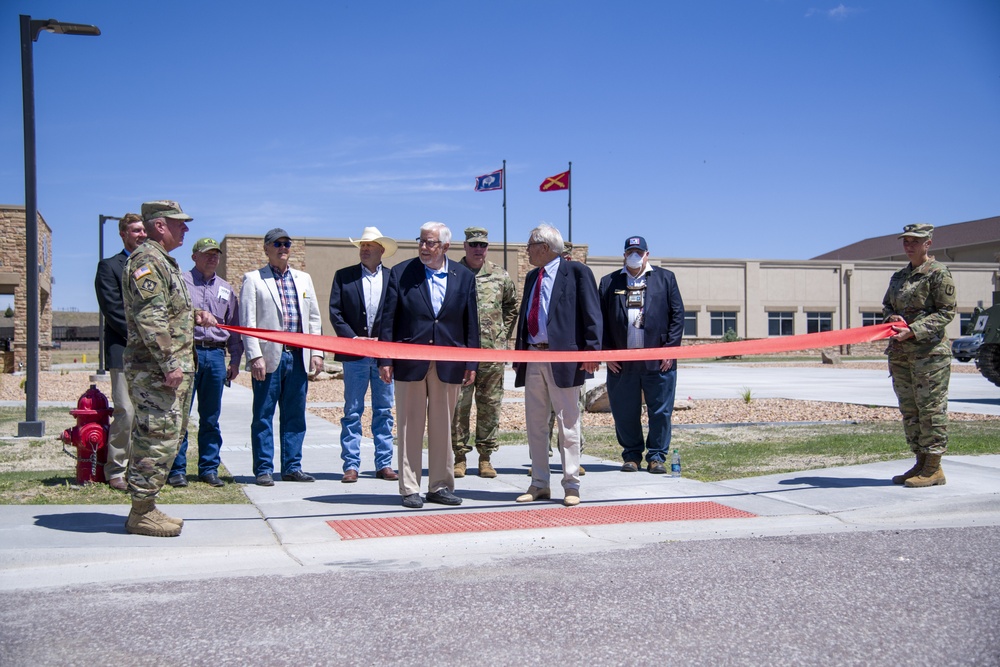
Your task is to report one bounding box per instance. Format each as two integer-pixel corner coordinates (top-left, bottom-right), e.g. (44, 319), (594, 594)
(35, 512), (124, 534)
(777, 476), (893, 489)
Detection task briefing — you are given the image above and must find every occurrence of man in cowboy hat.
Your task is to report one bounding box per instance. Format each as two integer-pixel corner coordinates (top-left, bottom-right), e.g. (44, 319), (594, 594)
(329, 227), (399, 482)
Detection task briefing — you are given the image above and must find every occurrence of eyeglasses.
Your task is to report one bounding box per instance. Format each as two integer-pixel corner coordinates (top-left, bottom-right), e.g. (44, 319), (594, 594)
(468, 242), (488, 249)
(416, 238), (441, 248)
(271, 241), (292, 249)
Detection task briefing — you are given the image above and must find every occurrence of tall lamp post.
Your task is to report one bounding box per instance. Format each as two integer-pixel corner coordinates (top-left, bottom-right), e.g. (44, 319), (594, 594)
(19, 15), (101, 437)
(96, 214), (121, 375)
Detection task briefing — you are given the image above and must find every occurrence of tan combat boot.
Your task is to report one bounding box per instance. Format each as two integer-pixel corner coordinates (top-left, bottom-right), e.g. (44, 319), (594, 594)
(892, 453), (926, 485)
(904, 454), (946, 488)
(454, 455), (467, 478)
(478, 456), (497, 478)
(126, 499), (183, 537)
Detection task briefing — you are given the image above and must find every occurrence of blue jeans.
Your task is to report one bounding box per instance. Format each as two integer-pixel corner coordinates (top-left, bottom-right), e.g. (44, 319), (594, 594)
(171, 347), (226, 477)
(340, 357), (395, 472)
(250, 350), (308, 476)
(607, 362), (677, 464)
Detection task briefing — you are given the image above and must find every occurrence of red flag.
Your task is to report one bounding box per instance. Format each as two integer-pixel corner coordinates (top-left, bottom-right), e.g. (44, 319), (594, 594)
(539, 170), (569, 192)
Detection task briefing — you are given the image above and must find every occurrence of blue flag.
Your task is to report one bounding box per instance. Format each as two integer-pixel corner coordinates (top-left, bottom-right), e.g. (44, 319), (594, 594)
(475, 169), (503, 192)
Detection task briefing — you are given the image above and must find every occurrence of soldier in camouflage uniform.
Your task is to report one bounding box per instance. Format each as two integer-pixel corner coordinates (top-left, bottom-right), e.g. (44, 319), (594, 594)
(452, 227), (517, 478)
(122, 201), (218, 537)
(883, 223), (956, 488)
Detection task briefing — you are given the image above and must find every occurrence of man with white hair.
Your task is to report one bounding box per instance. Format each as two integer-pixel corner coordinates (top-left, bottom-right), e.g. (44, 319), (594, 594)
(329, 227), (399, 483)
(379, 222), (480, 508)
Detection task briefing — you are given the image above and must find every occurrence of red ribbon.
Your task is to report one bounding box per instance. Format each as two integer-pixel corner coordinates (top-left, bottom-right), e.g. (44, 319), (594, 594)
(220, 323), (898, 363)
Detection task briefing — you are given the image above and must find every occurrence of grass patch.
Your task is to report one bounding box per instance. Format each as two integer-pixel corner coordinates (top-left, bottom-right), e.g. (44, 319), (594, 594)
(505, 421), (1000, 483)
(0, 407), (248, 505)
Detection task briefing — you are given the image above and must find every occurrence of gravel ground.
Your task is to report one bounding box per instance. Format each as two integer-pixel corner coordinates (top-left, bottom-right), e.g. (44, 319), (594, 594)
(9, 367), (996, 440)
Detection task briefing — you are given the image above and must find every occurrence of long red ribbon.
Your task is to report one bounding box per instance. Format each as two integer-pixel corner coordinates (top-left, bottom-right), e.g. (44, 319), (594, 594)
(220, 323), (897, 363)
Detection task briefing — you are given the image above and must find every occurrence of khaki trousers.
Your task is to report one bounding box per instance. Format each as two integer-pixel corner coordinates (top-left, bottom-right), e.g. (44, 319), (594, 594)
(525, 362), (581, 491)
(395, 362), (460, 497)
(104, 368), (135, 480)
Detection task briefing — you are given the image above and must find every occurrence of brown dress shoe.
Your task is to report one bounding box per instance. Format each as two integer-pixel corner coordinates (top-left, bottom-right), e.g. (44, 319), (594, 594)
(341, 469), (359, 483)
(375, 467), (398, 480)
(108, 476), (127, 491)
(516, 486), (551, 503)
(563, 489), (580, 507)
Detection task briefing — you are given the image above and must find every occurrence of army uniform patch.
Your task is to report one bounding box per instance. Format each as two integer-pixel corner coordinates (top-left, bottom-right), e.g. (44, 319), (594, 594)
(135, 274), (161, 299)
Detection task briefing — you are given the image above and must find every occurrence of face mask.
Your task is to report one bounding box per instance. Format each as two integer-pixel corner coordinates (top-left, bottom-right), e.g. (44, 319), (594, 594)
(625, 252), (644, 270)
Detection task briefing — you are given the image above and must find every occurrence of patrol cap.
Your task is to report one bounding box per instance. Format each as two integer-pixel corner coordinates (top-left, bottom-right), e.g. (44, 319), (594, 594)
(263, 227), (291, 245)
(898, 223), (934, 239)
(465, 226), (489, 243)
(141, 200), (192, 223)
(192, 237), (221, 253)
(624, 235), (648, 252)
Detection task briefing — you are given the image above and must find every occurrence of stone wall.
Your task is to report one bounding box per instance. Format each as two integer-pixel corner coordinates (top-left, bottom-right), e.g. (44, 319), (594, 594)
(0, 206), (52, 371)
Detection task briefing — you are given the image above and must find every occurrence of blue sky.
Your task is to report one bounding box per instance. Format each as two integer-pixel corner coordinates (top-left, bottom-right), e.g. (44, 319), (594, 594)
(2, 0), (998, 312)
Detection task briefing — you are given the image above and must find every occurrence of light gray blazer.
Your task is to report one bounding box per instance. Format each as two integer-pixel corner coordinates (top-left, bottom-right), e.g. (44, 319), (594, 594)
(239, 265), (323, 373)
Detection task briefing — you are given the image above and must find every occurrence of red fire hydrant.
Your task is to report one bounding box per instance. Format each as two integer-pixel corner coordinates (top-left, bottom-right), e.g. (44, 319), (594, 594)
(60, 384), (114, 484)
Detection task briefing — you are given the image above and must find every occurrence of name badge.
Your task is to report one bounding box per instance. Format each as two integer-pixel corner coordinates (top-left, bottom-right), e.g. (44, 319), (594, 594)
(219, 287), (231, 301)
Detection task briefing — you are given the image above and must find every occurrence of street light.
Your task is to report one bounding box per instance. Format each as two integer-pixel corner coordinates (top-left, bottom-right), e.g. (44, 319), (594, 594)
(18, 15), (101, 438)
(96, 214), (122, 375)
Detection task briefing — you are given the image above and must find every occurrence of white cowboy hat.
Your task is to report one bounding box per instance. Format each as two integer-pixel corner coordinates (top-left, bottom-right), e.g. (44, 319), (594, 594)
(349, 226), (397, 258)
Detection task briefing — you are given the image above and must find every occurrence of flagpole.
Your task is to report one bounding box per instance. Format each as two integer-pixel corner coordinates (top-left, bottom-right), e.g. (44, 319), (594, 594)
(502, 159), (507, 270)
(567, 161), (572, 242)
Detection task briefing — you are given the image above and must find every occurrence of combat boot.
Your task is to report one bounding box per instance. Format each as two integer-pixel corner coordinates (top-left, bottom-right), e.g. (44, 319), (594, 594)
(904, 453), (946, 488)
(892, 453), (926, 485)
(478, 456), (497, 478)
(126, 499), (183, 537)
(454, 455), (467, 478)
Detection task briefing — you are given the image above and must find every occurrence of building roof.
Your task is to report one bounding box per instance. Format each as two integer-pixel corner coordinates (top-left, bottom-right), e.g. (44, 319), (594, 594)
(813, 215), (1000, 261)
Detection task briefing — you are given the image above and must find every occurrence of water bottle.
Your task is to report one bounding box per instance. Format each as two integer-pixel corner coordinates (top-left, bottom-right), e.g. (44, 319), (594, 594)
(670, 449), (681, 477)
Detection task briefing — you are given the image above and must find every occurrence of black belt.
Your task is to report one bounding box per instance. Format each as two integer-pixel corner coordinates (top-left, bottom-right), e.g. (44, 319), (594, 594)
(529, 343), (550, 350)
(282, 344), (297, 353)
(195, 341), (226, 350)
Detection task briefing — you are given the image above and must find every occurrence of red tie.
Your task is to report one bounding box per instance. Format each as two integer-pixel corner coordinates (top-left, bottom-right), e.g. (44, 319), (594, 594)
(527, 267), (544, 337)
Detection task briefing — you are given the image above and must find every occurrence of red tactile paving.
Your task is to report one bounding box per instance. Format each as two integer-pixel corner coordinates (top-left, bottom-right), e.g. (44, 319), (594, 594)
(327, 501), (756, 540)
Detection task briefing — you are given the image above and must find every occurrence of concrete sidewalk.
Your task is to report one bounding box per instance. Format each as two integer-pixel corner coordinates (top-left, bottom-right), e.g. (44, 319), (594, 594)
(2, 365), (999, 592)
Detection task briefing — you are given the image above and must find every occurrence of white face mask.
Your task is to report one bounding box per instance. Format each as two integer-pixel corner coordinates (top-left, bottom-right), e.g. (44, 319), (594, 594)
(625, 252), (644, 270)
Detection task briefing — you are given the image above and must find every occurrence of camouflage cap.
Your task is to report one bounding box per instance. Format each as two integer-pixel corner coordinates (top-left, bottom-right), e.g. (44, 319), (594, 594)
(141, 200), (192, 223)
(465, 226), (489, 243)
(192, 237), (221, 253)
(898, 223), (934, 239)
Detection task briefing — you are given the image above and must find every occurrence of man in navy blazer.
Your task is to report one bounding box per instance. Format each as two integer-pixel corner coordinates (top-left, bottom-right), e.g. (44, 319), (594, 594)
(94, 213), (146, 490)
(379, 222), (479, 508)
(329, 227), (398, 483)
(513, 224), (601, 507)
(598, 235), (685, 473)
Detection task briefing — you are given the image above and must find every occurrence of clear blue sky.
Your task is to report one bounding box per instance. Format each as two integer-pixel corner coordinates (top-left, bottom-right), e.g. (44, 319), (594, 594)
(2, 0), (998, 312)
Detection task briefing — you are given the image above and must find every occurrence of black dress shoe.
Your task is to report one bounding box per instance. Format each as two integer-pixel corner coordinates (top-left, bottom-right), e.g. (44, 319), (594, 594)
(256, 473), (274, 487)
(199, 472), (225, 487)
(426, 488), (463, 506)
(282, 470), (315, 482)
(167, 473), (188, 487)
(402, 493), (424, 508)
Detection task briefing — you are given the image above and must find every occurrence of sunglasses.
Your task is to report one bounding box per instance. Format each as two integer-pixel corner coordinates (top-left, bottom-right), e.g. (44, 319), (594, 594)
(468, 242), (488, 249)
(271, 241), (292, 249)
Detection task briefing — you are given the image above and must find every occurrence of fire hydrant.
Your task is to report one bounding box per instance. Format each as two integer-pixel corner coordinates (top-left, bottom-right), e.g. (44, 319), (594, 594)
(60, 384), (114, 484)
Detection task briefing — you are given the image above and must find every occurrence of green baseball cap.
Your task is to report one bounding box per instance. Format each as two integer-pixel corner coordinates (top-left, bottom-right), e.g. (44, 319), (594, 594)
(465, 226), (489, 243)
(192, 237), (221, 253)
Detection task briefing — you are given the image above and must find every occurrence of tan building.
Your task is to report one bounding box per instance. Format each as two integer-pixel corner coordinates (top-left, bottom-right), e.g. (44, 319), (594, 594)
(0, 205), (53, 372)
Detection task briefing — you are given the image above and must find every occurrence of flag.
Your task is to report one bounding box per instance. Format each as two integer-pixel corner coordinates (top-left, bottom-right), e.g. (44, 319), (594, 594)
(539, 170), (569, 192)
(475, 169), (503, 192)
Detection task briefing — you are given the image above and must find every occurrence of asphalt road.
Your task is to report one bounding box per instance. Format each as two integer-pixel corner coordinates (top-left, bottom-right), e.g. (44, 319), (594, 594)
(2, 526), (997, 666)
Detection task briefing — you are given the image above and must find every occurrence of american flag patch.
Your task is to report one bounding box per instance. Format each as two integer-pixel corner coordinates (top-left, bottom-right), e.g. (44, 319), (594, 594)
(133, 265), (152, 280)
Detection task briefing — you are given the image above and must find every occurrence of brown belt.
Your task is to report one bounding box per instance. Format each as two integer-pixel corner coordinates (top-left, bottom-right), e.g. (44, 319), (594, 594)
(528, 343), (550, 350)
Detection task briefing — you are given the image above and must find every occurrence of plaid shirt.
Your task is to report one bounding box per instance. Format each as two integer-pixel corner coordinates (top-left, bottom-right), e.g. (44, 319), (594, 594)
(270, 264), (302, 333)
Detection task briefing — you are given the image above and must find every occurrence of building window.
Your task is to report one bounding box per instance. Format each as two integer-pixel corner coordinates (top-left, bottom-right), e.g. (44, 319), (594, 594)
(710, 311), (737, 337)
(861, 312), (882, 326)
(683, 311), (698, 337)
(960, 312), (974, 335)
(768, 311), (794, 336)
(807, 312), (833, 334)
